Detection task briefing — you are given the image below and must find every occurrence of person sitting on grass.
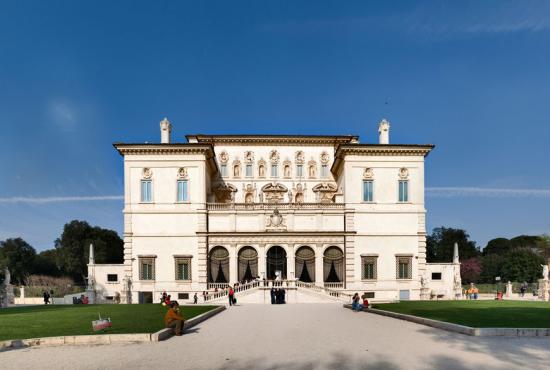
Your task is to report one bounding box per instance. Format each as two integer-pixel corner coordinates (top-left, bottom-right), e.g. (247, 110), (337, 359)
(164, 301), (185, 336)
(351, 293), (363, 312)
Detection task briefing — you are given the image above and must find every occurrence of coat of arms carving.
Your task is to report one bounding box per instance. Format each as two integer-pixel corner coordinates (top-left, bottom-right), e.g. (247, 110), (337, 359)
(266, 209), (286, 231)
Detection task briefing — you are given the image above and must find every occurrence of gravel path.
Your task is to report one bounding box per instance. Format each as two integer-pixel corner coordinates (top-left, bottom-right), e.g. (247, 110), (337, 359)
(2, 304), (549, 370)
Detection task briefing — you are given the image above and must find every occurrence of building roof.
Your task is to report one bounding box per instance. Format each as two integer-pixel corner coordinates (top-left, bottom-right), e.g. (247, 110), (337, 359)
(185, 134), (359, 145)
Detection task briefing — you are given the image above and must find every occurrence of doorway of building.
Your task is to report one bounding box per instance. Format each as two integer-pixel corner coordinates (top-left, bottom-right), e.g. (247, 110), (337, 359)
(138, 291), (153, 304)
(266, 246), (287, 280)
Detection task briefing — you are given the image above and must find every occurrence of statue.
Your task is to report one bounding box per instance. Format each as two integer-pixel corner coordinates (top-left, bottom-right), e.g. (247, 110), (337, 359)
(1, 267), (15, 307)
(284, 165), (291, 178)
(259, 165), (265, 178)
(234, 164), (240, 177)
(543, 265), (549, 281)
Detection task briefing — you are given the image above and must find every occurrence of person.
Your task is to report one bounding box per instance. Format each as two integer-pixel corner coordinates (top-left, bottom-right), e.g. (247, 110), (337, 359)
(43, 291), (50, 305)
(161, 291), (167, 305)
(361, 292), (369, 307)
(228, 286), (235, 306)
(164, 301), (185, 336)
(202, 291), (206, 302)
(82, 295), (89, 304)
(351, 293), (363, 312)
(520, 282), (528, 297)
(193, 293), (198, 304)
(165, 294), (171, 305)
(467, 285), (473, 300)
(281, 288), (286, 304)
(469, 283), (478, 300)
(270, 287), (275, 304)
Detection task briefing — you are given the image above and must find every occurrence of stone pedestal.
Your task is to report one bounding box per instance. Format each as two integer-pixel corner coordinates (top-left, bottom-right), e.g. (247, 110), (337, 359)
(505, 281), (513, 298)
(539, 279), (549, 301)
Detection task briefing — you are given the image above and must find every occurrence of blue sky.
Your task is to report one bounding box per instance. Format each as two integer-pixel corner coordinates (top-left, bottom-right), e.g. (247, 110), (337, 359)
(1, 1), (549, 251)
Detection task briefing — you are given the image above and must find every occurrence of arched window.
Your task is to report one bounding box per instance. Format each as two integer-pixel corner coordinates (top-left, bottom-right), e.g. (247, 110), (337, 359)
(295, 246), (315, 282)
(323, 246), (344, 283)
(266, 246), (287, 280)
(208, 246), (229, 284)
(238, 247), (258, 283)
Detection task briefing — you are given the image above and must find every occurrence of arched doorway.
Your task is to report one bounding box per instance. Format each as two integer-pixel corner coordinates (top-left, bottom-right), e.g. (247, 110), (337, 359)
(238, 246), (258, 283)
(266, 246), (287, 280)
(295, 246), (315, 282)
(323, 246), (344, 284)
(208, 246), (229, 284)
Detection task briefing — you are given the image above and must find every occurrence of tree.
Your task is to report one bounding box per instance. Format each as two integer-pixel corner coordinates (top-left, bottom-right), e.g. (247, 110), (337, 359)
(460, 257), (482, 284)
(426, 227), (480, 263)
(500, 248), (544, 283)
(510, 235), (540, 250)
(55, 220), (123, 282)
(0, 238), (37, 284)
(483, 238), (512, 256)
(479, 253), (505, 283)
(33, 249), (61, 277)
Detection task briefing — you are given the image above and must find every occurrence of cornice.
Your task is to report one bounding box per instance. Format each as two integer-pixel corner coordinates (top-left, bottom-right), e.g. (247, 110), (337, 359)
(113, 143), (215, 157)
(331, 144), (435, 174)
(186, 134), (359, 146)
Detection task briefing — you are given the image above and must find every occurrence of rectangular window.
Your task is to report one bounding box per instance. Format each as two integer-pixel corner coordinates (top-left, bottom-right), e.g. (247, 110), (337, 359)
(271, 164), (278, 177)
(141, 180), (152, 202)
(362, 181), (373, 202)
(107, 274), (118, 282)
(396, 256), (412, 279)
(296, 164), (303, 177)
(431, 272), (442, 280)
(246, 164), (253, 177)
(321, 165), (328, 178)
(361, 256), (377, 280)
(139, 258), (155, 280)
(175, 258), (191, 280)
(399, 180), (409, 202)
(221, 164), (227, 177)
(178, 293), (189, 300)
(177, 180), (188, 202)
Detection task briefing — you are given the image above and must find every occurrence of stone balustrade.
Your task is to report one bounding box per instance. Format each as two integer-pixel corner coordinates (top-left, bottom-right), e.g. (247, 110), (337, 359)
(206, 202), (345, 211)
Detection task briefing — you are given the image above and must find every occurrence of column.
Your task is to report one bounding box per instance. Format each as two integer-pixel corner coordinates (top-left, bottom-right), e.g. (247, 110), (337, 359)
(258, 243), (266, 281)
(287, 244), (295, 280)
(229, 244), (238, 285)
(315, 244), (323, 286)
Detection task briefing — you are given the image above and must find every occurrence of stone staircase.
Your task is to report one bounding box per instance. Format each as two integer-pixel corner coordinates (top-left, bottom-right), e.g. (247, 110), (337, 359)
(203, 280), (353, 304)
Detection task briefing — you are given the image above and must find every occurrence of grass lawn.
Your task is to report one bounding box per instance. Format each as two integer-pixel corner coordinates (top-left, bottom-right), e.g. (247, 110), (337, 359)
(372, 300), (550, 328)
(0, 304), (217, 341)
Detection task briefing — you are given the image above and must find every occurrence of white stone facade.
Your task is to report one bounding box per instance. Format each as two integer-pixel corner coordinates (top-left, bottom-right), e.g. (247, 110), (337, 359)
(90, 119), (459, 303)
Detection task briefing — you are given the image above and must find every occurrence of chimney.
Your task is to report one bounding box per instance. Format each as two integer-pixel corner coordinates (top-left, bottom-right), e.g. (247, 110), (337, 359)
(160, 118), (172, 143)
(378, 119), (390, 144)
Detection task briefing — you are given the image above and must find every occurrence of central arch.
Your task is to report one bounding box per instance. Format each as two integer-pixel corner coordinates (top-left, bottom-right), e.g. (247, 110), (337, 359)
(266, 246), (287, 280)
(208, 246), (229, 284)
(238, 246), (258, 283)
(295, 246), (315, 283)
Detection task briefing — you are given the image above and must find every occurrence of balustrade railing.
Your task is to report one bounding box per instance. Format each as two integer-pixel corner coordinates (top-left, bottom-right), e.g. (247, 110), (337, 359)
(203, 279), (352, 303)
(324, 282), (344, 289)
(207, 202), (345, 211)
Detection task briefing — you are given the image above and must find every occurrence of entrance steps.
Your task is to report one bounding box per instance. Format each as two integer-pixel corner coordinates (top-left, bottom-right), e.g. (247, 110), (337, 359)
(204, 280), (353, 304)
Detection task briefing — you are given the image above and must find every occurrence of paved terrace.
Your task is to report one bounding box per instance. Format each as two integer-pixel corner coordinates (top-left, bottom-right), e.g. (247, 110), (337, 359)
(3, 304), (550, 370)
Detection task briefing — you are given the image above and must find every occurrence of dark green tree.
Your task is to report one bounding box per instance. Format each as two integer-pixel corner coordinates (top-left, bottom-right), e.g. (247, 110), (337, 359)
(500, 248), (544, 283)
(0, 238), (37, 284)
(479, 254), (505, 283)
(33, 249), (61, 277)
(55, 220), (123, 282)
(483, 238), (512, 256)
(510, 235), (540, 250)
(426, 227), (480, 263)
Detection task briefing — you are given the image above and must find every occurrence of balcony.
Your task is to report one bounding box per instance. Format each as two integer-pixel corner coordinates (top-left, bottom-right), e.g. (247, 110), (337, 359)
(206, 202), (345, 211)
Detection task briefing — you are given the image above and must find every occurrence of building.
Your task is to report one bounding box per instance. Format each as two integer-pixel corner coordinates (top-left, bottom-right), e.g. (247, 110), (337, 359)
(88, 118), (460, 304)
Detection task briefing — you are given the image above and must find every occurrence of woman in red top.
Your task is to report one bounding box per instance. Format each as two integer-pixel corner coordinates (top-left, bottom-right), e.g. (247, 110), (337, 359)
(228, 286), (235, 306)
